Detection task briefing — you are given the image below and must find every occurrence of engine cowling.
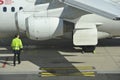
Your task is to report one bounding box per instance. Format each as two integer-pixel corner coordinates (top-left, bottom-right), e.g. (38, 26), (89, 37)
(26, 17), (63, 40)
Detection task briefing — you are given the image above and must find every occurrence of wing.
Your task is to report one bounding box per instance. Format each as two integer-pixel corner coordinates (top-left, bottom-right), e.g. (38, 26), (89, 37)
(59, 0), (120, 20)
(34, 0), (120, 22)
(34, 0), (89, 23)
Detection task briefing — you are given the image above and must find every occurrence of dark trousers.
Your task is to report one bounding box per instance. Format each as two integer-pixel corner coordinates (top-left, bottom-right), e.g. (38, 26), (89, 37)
(13, 50), (21, 66)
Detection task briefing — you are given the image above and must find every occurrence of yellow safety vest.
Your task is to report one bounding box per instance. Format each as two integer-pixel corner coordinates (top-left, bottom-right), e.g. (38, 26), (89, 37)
(11, 38), (23, 50)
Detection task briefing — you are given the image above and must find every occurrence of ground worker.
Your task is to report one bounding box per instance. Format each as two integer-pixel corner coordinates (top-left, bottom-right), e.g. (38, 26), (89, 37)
(11, 34), (23, 66)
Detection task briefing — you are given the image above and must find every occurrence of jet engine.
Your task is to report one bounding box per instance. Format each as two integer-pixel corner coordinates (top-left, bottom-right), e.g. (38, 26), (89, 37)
(26, 17), (64, 40)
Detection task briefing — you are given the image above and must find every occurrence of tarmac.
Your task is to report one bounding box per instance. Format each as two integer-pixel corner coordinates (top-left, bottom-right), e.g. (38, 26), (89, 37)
(0, 38), (120, 80)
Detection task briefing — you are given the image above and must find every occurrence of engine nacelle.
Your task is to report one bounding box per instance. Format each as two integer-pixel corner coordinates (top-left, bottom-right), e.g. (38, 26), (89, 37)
(15, 11), (33, 32)
(26, 17), (63, 40)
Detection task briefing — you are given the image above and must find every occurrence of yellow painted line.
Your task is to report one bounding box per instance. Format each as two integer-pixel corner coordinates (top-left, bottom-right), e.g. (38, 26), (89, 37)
(81, 72), (95, 77)
(40, 66), (96, 77)
(41, 72), (95, 77)
(41, 72), (62, 77)
(41, 66), (94, 70)
(75, 66), (94, 70)
(41, 73), (57, 75)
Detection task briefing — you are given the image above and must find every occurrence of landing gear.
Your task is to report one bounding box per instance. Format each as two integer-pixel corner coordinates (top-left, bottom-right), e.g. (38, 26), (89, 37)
(82, 46), (96, 53)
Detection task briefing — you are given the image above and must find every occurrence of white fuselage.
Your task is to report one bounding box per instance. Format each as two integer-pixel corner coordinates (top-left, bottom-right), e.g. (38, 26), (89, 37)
(0, 0), (35, 38)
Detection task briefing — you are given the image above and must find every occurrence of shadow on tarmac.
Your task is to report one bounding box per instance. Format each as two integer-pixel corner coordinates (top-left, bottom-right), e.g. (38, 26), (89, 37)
(0, 38), (89, 79)
(98, 38), (120, 47)
(0, 38), (120, 80)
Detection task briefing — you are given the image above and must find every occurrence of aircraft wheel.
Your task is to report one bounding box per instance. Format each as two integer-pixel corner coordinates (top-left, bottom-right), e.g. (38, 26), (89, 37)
(82, 46), (96, 53)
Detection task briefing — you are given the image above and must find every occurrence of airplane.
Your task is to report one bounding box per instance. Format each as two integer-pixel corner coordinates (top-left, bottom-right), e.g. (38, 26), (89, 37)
(0, 0), (120, 52)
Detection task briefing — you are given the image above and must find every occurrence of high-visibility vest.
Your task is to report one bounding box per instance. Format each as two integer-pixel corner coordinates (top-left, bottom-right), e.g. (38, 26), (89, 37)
(11, 38), (23, 50)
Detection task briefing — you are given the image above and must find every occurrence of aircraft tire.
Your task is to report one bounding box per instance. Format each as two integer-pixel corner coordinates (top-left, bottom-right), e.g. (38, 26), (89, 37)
(82, 46), (96, 52)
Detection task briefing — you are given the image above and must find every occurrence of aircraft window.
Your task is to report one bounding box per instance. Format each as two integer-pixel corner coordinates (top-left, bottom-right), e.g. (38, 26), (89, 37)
(11, 7), (15, 12)
(19, 7), (23, 10)
(3, 7), (7, 12)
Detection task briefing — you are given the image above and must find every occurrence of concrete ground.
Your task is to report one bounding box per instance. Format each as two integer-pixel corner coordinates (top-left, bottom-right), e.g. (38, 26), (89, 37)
(0, 38), (120, 80)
